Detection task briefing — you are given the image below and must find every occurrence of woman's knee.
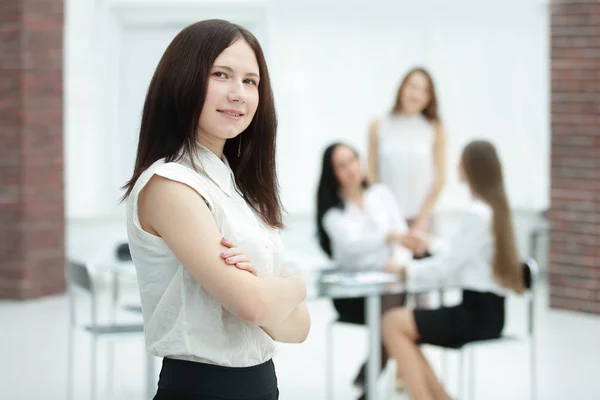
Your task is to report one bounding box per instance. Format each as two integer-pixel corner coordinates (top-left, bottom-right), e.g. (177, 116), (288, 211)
(382, 308), (407, 331)
(382, 308), (418, 341)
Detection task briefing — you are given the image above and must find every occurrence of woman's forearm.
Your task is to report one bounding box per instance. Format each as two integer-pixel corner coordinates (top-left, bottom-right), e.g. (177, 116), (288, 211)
(414, 179), (445, 228)
(415, 122), (446, 230)
(251, 274), (307, 327)
(261, 302), (311, 343)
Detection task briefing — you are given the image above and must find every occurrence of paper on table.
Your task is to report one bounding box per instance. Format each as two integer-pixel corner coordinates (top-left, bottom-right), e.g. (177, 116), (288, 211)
(320, 271), (400, 286)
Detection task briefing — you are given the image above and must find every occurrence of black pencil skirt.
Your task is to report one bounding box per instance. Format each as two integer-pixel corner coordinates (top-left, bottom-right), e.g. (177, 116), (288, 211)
(414, 289), (505, 347)
(153, 357), (279, 400)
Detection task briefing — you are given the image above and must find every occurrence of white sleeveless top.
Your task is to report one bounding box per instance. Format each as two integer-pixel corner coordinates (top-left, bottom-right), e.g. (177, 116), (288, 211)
(377, 113), (436, 219)
(125, 144), (283, 367)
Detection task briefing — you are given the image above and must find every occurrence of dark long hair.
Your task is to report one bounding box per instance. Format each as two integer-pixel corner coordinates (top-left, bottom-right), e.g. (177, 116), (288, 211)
(121, 19), (283, 228)
(391, 67), (440, 123)
(316, 143), (367, 257)
(462, 140), (524, 294)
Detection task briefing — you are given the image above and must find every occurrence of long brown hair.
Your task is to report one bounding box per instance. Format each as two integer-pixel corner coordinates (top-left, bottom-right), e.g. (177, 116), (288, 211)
(391, 67), (440, 122)
(121, 19), (283, 228)
(461, 140), (524, 294)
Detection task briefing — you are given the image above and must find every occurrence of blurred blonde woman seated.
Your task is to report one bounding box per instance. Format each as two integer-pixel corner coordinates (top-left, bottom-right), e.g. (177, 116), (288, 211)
(381, 140), (525, 400)
(316, 142), (429, 400)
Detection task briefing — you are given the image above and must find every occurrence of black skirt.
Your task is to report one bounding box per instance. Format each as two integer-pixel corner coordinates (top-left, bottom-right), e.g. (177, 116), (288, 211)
(153, 357), (279, 400)
(414, 289), (505, 347)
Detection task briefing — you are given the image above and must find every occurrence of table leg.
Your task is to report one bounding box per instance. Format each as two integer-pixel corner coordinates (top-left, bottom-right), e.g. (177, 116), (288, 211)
(366, 294), (381, 400)
(146, 353), (156, 399)
(108, 271), (119, 393)
(111, 270), (119, 320)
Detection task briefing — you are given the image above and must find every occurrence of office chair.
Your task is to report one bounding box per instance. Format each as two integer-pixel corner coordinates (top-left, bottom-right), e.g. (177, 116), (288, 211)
(437, 258), (539, 400)
(66, 260), (145, 400)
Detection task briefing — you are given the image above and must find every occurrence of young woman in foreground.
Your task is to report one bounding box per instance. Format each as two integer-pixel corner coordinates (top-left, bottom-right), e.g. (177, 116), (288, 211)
(123, 19), (310, 400)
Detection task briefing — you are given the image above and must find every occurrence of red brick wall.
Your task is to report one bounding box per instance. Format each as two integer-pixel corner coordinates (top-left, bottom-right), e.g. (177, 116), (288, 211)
(0, 0), (65, 299)
(550, 0), (600, 314)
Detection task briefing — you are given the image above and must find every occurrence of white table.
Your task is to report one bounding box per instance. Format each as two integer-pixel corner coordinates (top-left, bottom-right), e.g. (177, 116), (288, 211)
(314, 269), (405, 400)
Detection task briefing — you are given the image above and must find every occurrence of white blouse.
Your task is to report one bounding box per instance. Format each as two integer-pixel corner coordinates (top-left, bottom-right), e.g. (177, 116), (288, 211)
(322, 184), (413, 271)
(126, 144), (284, 367)
(406, 198), (508, 296)
(377, 113), (436, 219)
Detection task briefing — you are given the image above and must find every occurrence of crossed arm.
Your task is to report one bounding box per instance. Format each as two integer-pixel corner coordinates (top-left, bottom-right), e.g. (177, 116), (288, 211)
(138, 175), (311, 343)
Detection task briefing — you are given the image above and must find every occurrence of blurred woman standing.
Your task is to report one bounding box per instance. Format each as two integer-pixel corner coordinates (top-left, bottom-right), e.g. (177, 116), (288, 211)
(368, 67), (447, 311)
(368, 67), (446, 242)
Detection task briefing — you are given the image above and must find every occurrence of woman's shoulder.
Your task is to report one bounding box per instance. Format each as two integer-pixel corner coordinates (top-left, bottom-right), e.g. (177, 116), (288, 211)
(470, 198), (492, 215)
(367, 183), (395, 200)
(129, 158), (217, 211)
(462, 199), (493, 228)
(322, 205), (346, 228)
(156, 159), (206, 179)
(323, 206), (342, 219)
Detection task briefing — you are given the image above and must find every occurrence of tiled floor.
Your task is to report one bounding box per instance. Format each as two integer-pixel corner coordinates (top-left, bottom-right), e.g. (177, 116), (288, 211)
(1, 214), (599, 400)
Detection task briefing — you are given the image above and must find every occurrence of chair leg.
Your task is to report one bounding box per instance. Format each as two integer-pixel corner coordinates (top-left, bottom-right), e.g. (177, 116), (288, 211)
(441, 349), (447, 384)
(468, 348), (475, 400)
(147, 352), (156, 399)
(531, 336), (536, 400)
(108, 271), (118, 395)
(458, 349), (465, 400)
(326, 321), (334, 400)
(107, 343), (114, 394)
(67, 327), (74, 400)
(91, 337), (97, 400)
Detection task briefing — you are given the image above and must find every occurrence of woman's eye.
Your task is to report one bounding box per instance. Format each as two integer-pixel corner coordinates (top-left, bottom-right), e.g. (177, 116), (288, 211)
(244, 79), (257, 86)
(213, 72), (228, 79)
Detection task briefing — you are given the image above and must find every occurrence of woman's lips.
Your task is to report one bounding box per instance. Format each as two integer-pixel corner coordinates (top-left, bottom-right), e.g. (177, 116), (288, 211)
(217, 109), (244, 121)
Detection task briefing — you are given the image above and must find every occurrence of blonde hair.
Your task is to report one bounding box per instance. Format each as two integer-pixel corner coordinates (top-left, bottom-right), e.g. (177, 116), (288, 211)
(461, 141), (525, 294)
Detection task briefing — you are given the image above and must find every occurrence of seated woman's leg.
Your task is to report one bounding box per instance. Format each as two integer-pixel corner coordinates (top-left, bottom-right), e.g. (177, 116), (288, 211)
(352, 293), (407, 389)
(382, 308), (450, 400)
(379, 293), (406, 366)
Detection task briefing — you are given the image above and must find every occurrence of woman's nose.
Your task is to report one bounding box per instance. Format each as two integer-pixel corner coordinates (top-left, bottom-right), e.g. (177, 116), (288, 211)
(227, 81), (247, 103)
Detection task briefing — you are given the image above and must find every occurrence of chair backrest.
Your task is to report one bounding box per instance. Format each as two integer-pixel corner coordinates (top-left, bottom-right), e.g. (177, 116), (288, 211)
(66, 261), (99, 327)
(67, 261), (93, 292)
(116, 243), (132, 261)
(522, 258), (539, 292)
(521, 258), (539, 336)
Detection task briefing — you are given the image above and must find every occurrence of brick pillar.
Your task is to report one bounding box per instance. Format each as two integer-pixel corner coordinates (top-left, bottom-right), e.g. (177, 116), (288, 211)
(0, 0), (65, 299)
(550, 1), (600, 314)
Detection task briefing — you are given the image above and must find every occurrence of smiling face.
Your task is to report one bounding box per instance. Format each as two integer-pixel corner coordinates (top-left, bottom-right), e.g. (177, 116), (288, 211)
(197, 38), (260, 148)
(331, 144), (364, 190)
(399, 70), (432, 115)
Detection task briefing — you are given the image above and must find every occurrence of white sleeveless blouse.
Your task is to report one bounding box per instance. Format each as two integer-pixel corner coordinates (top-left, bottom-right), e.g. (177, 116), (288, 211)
(126, 144), (283, 367)
(377, 113), (436, 219)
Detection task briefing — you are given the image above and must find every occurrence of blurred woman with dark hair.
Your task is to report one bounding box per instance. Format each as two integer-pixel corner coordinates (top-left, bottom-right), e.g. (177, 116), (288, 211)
(123, 19), (310, 400)
(316, 142), (427, 398)
(381, 140), (524, 400)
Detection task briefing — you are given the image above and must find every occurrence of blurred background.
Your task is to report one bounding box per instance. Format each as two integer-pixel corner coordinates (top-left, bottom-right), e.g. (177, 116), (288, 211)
(1, 0), (599, 399)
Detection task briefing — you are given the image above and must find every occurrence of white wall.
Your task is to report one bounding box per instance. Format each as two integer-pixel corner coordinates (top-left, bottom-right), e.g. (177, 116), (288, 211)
(64, 0), (550, 220)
